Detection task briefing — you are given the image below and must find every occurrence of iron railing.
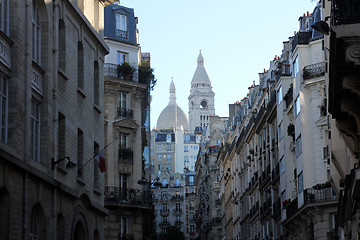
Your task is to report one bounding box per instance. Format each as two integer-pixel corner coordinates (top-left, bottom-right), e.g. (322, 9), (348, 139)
(303, 62), (325, 80)
(117, 107), (133, 119)
(104, 63), (139, 82)
(292, 31), (312, 52)
(104, 187), (152, 205)
(118, 149), (133, 163)
(332, 0), (360, 25)
(304, 187), (338, 203)
(115, 29), (128, 39)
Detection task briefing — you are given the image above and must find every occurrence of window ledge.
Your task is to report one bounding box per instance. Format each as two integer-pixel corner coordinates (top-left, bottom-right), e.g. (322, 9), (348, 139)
(58, 69), (68, 81)
(93, 188), (102, 196)
(93, 104), (101, 114)
(77, 88), (86, 98)
(77, 178), (86, 186)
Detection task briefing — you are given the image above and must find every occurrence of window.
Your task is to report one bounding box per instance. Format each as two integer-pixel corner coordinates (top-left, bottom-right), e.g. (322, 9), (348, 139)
(293, 55), (299, 78)
(297, 171), (304, 194)
(184, 156), (189, 163)
(162, 178), (167, 186)
(277, 86), (282, 105)
(189, 176), (194, 184)
(119, 174), (128, 200)
(94, 142), (99, 187)
(157, 144), (161, 151)
(277, 121), (283, 141)
(167, 164), (171, 171)
(281, 191), (286, 209)
(115, 13), (127, 39)
(77, 42), (84, 89)
(94, 61), (99, 106)
(58, 19), (66, 71)
(0, 0), (9, 35)
(167, 154), (171, 161)
(32, 1), (41, 64)
(167, 144), (171, 151)
(77, 129), (84, 172)
(31, 99), (41, 162)
(119, 92), (127, 109)
(119, 133), (128, 150)
(117, 52), (128, 65)
(0, 73), (8, 143)
(119, 216), (129, 236)
(184, 146), (189, 152)
(157, 154), (161, 160)
(280, 157), (285, 176)
(166, 134), (171, 143)
(175, 178), (180, 186)
(295, 96), (301, 117)
(190, 225), (195, 233)
(296, 135), (302, 158)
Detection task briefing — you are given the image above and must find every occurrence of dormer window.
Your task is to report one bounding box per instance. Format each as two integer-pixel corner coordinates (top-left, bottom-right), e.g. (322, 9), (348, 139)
(115, 13), (127, 39)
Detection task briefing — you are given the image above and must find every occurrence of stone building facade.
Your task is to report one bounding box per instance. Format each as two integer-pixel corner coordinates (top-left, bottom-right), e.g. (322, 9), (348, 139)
(0, 0), (111, 239)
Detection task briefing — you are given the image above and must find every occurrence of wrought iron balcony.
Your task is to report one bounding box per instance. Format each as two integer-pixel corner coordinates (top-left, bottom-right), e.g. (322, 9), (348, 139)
(174, 208), (182, 216)
(175, 220), (183, 226)
(160, 209), (170, 216)
(304, 187), (338, 204)
(117, 107), (133, 119)
(159, 221), (170, 227)
(104, 63), (139, 82)
(104, 187), (152, 205)
(332, 0), (360, 25)
(118, 149), (133, 163)
(283, 85), (293, 110)
(292, 31), (312, 52)
(303, 62), (325, 80)
(118, 234), (134, 240)
(115, 29), (128, 39)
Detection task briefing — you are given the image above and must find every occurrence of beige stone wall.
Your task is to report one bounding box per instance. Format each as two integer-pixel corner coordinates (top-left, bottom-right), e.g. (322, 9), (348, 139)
(0, 0), (108, 239)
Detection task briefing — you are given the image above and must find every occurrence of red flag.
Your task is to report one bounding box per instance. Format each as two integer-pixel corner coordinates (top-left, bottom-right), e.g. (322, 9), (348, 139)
(95, 149), (106, 173)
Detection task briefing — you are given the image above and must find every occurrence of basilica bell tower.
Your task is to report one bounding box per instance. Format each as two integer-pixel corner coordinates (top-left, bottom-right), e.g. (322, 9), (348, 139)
(188, 51), (215, 133)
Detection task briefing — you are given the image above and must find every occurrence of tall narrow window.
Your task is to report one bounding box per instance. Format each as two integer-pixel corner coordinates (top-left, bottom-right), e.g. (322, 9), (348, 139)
(294, 96), (301, 117)
(117, 52), (128, 65)
(94, 61), (99, 105)
(0, 0), (9, 35)
(293, 55), (299, 78)
(119, 173), (128, 201)
(58, 19), (66, 71)
(77, 42), (84, 89)
(58, 113), (65, 165)
(77, 129), (84, 174)
(298, 171), (304, 194)
(94, 142), (100, 188)
(115, 13), (127, 39)
(0, 73), (8, 143)
(277, 86), (282, 105)
(31, 99), (41, 162)
(32, 1), (41, 64)
(119, 216), (129, 236)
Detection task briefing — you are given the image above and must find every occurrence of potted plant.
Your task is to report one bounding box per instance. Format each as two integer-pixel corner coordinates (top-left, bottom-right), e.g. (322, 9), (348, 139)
(282, 199), (291, 209)
(118, 62), (135, 80)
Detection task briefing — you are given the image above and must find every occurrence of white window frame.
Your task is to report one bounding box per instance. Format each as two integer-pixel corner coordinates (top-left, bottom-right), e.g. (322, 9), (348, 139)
(118, 92), (127, 109)
(277, 86), (282, 106)
(32, 1), (41, 64)
(295, 96), (301, 117)
(116, 13), (127, 31)
(117, 51), (128, 65)
(31, 99), (41, 162)
(119, 133), (129, 150)
(293, 55), (299, 78)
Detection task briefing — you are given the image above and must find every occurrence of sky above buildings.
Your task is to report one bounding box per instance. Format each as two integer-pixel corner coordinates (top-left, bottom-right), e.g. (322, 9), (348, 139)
(120, 0), (318, 129)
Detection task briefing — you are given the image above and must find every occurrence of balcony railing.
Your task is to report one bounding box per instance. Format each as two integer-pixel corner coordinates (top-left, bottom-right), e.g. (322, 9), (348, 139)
(104, 63), (139, 82)
(118, 149), (133, 163)
(115, 29), (128, 39)
(160, 209), (170, 216)
(303, 62), (325, 80)
(159, 221), (170, 227)
(104, 187), (151, 205)
(275, 64), (291, 81)
(117, 107), (133, 119)
(332, 0), (360, 25)
(304, 187), (338, 204)
(175, 220), (183, 226)
(174, 209), (182, 216)
(292, 31), (312, 52)
(118, 234), (134, 240)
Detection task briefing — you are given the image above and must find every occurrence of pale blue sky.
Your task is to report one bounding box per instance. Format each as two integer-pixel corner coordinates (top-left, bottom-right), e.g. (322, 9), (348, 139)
(120, 0), (318, 129)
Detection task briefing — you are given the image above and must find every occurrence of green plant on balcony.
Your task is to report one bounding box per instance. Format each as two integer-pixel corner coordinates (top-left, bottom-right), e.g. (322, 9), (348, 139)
(118, 62), (135, 80)
(282, 199), (291, 209)
(313, 181), (331, 190)
(138, 64), (157, 91)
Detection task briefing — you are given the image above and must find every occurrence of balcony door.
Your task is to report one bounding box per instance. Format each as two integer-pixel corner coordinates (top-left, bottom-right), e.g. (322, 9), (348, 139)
(119, 173), (128, 201)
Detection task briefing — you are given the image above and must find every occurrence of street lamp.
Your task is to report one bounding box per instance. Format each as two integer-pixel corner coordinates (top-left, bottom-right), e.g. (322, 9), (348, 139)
(52, 156), (77, 170)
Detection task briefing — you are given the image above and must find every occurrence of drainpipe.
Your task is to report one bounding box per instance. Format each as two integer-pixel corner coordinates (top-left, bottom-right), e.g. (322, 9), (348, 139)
(22, 0), (31, 238)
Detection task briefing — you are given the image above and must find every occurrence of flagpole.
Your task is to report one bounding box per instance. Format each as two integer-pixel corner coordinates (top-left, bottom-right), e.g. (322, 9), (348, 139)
(77, 142), (111, 174)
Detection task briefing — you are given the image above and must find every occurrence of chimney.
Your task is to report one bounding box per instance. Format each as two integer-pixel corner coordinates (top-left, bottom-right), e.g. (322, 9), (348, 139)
(307, 11), (309, 17)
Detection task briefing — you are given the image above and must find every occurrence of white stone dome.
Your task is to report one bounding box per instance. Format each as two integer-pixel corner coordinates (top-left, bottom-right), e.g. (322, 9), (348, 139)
(156, 80), (189, 131)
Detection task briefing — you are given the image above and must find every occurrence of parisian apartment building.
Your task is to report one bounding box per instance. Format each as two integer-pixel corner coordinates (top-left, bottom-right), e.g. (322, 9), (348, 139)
(194, 1), (360, 239)
(0, 0), (114, 239)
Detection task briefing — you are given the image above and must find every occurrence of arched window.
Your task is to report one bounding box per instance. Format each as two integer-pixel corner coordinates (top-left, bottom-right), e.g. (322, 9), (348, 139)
(200, 100), (208, 110)
(29, 204), (46, 240)
(32, 1), (41, 64)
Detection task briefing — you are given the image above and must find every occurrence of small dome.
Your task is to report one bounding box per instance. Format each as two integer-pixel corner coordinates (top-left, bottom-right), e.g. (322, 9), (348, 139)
(157, 81), (189, 131)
